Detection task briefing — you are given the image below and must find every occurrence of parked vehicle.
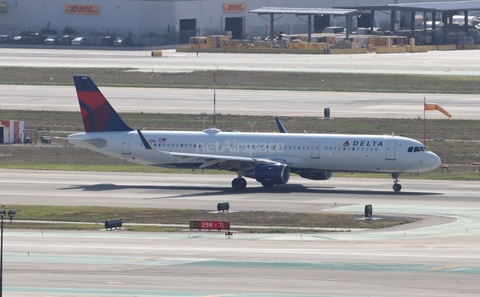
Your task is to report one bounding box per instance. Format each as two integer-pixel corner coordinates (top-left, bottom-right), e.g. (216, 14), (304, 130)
(71, 37), (91, 46)
(0, 35), (11, 44)
(12, 32), (46, 44)
(113, 36), (133, 47)
(44, 35), (60, 45)
(56, 35), (74, 45)
(100, 36), (116, 46)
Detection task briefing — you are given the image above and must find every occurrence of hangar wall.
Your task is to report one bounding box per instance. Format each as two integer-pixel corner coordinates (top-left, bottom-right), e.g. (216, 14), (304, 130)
(0, 0), (461, 39)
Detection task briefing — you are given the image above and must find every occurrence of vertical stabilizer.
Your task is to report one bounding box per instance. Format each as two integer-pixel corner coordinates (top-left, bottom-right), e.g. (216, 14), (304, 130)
(73, 76), (133, 132)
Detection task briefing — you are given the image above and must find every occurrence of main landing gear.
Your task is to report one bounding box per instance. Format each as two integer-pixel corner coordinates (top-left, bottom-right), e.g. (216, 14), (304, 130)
(392, 173), (402, 192)
(231, 175), (247, 190)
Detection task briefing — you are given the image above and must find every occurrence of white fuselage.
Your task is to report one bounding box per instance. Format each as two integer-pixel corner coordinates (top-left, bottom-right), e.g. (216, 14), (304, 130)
(68, 128), (441, 174)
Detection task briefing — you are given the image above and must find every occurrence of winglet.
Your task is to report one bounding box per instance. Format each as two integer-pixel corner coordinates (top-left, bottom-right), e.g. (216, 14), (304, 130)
(275, 117), (288, 133)
(73, 76), (134, 132)
(137, 129), (153, 150)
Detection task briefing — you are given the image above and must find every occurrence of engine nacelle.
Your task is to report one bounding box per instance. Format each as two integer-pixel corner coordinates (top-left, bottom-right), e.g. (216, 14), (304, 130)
(254, 164), (290, 185)
(299, 171), (333, 180)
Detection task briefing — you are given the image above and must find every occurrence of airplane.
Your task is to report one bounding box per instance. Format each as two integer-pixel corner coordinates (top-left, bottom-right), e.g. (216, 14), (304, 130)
(68, 75), (441, 192)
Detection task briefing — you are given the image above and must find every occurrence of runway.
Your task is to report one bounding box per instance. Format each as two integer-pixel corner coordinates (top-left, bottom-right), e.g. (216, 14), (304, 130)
(1, 47), (480, 76)
(2, 84), (479, 119)
(1, 169), (480, 296)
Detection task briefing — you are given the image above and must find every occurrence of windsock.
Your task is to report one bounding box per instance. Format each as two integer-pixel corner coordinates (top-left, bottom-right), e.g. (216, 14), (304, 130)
(424, 103), (451, 118)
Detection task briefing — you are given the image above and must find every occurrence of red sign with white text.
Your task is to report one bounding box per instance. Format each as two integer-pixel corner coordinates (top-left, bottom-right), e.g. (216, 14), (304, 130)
(190, 220), (230, 230)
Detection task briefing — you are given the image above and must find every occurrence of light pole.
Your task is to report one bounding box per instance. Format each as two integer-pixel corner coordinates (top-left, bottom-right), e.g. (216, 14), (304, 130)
(197, 116), (209, 130)
(0, 207), (16, 297)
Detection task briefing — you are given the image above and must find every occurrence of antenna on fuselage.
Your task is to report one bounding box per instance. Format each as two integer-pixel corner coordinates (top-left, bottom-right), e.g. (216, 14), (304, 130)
(248, 122), (256, 132)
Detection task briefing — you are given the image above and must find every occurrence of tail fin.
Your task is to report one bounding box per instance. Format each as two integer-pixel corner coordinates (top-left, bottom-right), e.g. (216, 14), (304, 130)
(73, 76), (133, 132)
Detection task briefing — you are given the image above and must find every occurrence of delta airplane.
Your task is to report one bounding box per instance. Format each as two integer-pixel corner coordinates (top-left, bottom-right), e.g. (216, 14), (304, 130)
(68, 76), (441, 192)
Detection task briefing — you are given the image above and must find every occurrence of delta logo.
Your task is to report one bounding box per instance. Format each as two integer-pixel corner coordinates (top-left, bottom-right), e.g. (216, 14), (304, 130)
(224, 3), (246, 13)
(344, 140), (383, 147)
(65, 5), (100, 14)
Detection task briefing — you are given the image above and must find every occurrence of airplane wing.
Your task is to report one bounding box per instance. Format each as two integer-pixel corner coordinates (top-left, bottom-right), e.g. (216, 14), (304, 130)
(137, 130), (282, 169)
(275, 117), (288, 133)
(54, 136), (107, 148)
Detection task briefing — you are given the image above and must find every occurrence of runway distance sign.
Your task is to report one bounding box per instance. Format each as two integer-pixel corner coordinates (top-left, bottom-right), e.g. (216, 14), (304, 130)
(190, 220), (230, 231)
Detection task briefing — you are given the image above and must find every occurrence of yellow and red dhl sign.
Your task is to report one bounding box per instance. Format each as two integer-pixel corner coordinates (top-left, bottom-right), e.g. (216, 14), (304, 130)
(224, 3), (245, 13)
(65, 5), (100, 15)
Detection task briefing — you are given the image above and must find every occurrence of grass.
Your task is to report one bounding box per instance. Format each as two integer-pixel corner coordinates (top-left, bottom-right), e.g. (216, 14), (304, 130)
(0, 111), (479, 178)
(2, 67), (480, 93)
(5, 205), (414, 232)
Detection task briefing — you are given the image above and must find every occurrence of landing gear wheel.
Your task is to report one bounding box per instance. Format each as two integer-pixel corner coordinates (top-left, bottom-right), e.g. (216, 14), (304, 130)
(261, 182), (275, 187)
(393, 183), (402, 192)
(231, 178), (247, 190)
(391, 173), (402, 192)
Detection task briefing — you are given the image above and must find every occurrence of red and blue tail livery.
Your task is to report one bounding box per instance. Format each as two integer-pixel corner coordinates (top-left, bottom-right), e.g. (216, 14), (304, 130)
(73, 76), (133, 132)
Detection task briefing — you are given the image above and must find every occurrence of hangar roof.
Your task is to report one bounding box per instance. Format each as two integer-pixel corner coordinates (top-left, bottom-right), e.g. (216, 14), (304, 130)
(338, 1), (480, 12)
(249, 7), (361, 16)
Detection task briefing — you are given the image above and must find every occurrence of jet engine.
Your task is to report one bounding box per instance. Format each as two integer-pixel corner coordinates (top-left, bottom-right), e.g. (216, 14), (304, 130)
(299, 171), (333, 180)
(253, 164), (290, 185)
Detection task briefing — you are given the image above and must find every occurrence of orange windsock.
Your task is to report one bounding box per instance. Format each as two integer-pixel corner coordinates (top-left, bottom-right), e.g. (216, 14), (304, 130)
(424, 103), (451, 118)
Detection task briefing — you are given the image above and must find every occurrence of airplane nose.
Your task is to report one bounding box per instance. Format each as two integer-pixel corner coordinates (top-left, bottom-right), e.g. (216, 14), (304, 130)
(428, 152), (442, 169)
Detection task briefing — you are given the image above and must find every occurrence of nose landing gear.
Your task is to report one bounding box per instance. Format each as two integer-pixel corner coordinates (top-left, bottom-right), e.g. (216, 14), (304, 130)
(392, 173), (402, 192)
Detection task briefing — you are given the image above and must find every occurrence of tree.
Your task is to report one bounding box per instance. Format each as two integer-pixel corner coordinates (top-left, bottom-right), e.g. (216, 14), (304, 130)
(0, 1), (9, 13)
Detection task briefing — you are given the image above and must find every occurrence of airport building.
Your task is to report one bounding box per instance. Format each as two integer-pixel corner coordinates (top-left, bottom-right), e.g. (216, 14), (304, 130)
(0, 0), (475, 45)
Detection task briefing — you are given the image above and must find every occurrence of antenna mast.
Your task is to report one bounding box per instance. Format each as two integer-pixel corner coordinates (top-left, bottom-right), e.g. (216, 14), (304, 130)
(213, 67), (217, 128)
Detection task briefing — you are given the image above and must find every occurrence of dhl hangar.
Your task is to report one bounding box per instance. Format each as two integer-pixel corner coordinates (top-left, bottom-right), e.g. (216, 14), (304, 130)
(1, 0), (480, 44)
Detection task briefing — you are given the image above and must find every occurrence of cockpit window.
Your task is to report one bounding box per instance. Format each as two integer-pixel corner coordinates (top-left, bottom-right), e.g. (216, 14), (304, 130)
(408, 146), (429, 153)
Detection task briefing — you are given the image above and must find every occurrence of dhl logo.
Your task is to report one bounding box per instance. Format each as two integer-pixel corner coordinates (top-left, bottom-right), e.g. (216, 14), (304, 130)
(224, 3), (245, 13)
(65, 5), (100, 15)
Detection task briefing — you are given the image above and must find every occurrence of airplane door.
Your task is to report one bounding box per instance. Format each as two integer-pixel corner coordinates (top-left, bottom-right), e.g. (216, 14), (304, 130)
(122, 134), (132, 155)
(311, 142), (320, 159)
(386, 140), (396, 160)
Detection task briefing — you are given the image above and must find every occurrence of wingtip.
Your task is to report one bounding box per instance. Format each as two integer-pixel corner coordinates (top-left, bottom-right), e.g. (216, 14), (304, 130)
(137, 129), (153, 150)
